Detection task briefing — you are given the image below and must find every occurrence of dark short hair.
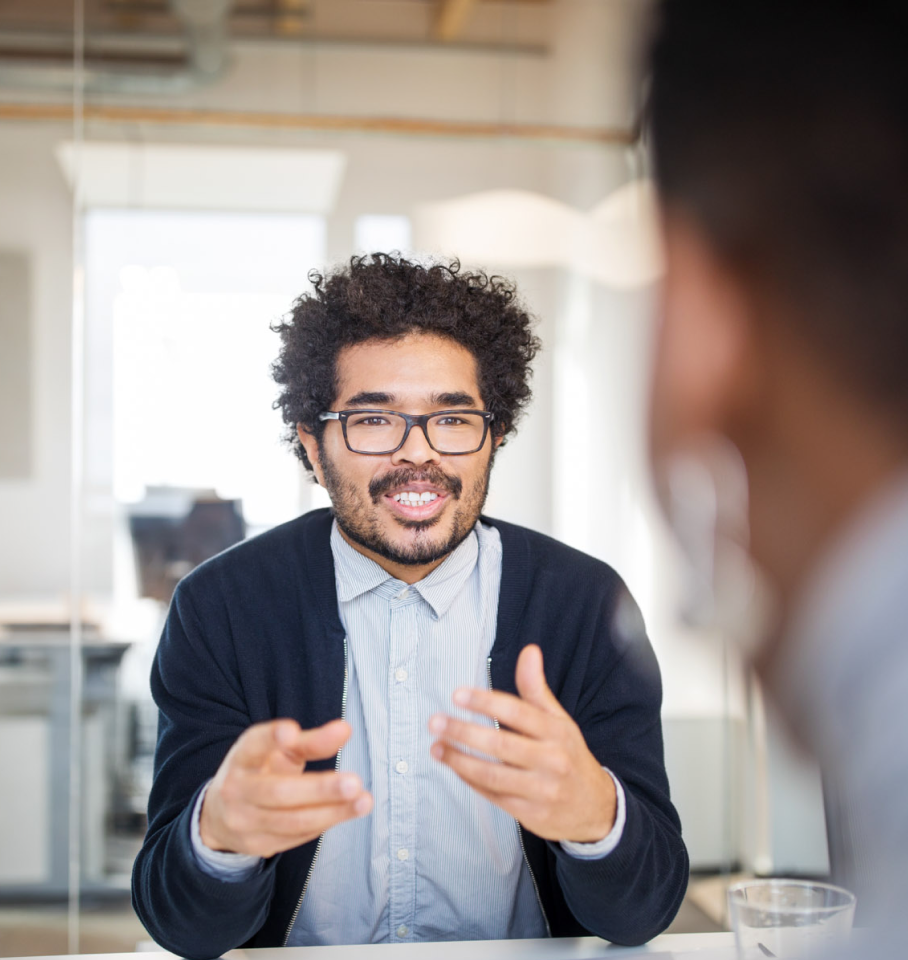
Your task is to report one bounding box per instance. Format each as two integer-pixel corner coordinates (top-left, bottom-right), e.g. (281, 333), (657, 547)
(271, 254), (541, 473)
(647, 1), (908, 415)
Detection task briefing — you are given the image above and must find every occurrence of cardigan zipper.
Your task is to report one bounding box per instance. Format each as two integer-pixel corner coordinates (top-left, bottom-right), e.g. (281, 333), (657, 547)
(487, 656), (552, 938)
(283, 636), (349, 946)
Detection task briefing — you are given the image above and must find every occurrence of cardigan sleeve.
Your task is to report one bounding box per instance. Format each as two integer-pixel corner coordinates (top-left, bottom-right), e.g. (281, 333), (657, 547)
(548, 584), (688, 944)
(131, 576), (281, 960)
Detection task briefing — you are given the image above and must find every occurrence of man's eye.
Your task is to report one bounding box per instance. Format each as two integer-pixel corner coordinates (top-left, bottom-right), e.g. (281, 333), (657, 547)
(350, 416), (391, 427)
(436, 416), (467, 426)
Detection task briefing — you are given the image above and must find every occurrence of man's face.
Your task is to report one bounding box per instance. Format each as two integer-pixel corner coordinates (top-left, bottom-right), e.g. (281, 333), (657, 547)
(299, 332), (499, 573)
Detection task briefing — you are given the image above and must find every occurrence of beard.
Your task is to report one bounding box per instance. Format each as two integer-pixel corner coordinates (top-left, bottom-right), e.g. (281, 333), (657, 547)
(318, 445), (494, 567)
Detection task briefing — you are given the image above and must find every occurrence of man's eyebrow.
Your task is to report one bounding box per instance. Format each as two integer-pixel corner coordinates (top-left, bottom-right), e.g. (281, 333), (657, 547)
(341, 391), (479, 408)
(343, 391), (395, 407)
(432, 392), (477, 407)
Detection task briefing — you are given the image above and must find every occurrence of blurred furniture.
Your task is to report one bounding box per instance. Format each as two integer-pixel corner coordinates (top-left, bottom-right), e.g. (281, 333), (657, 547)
(0, 627), (130, 896)
(128, 488), (245, 604)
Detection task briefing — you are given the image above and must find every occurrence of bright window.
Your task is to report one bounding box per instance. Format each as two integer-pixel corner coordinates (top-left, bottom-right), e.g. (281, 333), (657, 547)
(86, 210), (326, 532)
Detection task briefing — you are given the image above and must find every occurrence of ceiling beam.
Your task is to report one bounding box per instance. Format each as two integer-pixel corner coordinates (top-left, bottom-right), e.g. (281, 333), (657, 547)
(433, 0), (479, 42)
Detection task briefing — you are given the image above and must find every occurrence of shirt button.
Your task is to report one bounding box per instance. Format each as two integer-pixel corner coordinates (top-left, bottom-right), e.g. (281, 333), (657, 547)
(394, 667), (408, 682)
(397, 848), (409, 861)
(396, 925), (409, 938)
(395, 760), (408, 774)
(397, 587), (409, 600)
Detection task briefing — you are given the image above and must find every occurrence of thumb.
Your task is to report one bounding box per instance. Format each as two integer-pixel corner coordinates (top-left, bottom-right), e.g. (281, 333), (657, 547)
(515, 645), (566, 716)
(272, 718), (351, 769)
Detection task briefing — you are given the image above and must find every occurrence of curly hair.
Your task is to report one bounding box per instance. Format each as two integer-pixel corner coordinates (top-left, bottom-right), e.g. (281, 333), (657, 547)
(271, 253), (541, 473)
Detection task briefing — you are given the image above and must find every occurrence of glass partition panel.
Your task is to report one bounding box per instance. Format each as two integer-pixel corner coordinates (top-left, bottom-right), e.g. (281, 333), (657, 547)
(0, 0), (86, 954)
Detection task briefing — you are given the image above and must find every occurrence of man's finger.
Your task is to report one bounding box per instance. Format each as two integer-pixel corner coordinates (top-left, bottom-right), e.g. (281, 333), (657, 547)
(232, 719), (350, 773)
(229, 794), (374, 857)
(514, 645), (566, 717)
(232, 719), (303, 769)
(247, 794), (373, 839)
(431, 741), (535, 798)
(244, 769), (366, 809)
(458, 783), (536, 826)
(451, 687), (550, 738)
(428, 715), (539, 769)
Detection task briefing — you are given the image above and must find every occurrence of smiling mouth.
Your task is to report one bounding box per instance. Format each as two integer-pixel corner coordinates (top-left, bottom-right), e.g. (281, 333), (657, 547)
(384, 487), (449, 519)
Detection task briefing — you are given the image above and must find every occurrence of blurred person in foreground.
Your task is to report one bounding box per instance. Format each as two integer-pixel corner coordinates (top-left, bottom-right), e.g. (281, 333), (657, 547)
(646, 0), (908, 947)
(132, 254), (687, 959)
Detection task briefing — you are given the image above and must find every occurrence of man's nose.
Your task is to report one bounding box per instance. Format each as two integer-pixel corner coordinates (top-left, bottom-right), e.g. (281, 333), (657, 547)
(391, 421), (440, 467)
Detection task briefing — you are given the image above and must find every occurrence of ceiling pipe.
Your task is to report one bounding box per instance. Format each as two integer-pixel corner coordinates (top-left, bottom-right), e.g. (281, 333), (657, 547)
(0, 0), (233, 94)
(170, 0), (232, 79)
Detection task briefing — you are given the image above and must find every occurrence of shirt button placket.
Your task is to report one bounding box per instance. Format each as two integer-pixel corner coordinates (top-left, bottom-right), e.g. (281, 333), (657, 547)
(388, 594), (418, 941)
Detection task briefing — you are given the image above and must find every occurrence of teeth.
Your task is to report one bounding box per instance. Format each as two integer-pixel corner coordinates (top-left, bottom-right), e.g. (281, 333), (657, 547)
(393, 491), (439, 504)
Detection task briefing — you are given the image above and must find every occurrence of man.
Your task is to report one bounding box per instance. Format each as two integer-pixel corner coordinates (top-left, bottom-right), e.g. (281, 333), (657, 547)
(646, 0), (908, 946)
(132, 255), (688, 959)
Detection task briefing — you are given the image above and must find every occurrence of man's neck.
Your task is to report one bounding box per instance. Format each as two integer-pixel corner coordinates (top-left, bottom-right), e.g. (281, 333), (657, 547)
(335, 523), (450, 584)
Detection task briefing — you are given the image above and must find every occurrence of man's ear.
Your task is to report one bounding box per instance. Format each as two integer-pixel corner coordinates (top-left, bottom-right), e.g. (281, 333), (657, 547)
(296, 423), (326, 486)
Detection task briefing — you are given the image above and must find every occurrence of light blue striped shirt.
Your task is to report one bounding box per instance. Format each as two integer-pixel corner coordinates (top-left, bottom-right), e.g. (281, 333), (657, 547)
(190, 519), (625, 944)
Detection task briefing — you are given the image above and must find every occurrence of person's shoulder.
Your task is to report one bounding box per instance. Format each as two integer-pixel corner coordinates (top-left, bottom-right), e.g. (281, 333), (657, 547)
(179, 508), (333, 594)
(481, 515), (623, 586)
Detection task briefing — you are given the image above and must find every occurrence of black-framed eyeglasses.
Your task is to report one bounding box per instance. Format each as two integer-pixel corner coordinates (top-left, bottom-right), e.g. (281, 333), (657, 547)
(318, 408), (495, 456)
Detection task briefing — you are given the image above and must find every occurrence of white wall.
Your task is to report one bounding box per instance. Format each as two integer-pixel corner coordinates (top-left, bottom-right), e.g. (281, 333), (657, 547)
(0, 125), (74, 597)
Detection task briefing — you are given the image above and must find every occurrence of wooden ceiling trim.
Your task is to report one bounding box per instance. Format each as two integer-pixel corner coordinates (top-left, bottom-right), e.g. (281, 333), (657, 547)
(0, 99), (636, 145)
(433, 0), (479, 42)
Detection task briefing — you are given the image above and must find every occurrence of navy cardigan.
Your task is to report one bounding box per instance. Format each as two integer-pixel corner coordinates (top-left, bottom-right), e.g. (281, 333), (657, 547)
(132, 509), (688, 959)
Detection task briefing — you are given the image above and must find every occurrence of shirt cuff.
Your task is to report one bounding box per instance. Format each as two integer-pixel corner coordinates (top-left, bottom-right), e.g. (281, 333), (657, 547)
(190, 781), (264, 881)
(559, 767), (627, 860)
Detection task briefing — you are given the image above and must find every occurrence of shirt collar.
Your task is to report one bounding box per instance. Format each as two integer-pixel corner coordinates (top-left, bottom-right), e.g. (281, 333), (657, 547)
(330, 522), (394, 602)
(329, 519), (481, 618)
(409, 527), (479, 619)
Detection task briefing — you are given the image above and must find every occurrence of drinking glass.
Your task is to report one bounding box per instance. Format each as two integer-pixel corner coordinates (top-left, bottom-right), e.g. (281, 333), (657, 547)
(728, 879), (856, 958)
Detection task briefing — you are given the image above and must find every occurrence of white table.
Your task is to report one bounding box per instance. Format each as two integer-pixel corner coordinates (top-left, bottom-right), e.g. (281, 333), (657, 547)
(235, 933), (736, 960)
(4, 932), (737, 960)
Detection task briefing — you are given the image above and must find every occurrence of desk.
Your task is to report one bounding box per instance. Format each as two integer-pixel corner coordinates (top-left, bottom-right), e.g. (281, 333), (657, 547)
(3, 933), (737, 960)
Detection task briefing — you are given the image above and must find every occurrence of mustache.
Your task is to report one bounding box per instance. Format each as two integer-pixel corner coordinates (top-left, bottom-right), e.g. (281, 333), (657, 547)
(369, 467), (463, 502)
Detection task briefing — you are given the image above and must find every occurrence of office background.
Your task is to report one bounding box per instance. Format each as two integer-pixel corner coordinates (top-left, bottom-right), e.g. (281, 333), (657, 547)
(0, 0), (827, 953)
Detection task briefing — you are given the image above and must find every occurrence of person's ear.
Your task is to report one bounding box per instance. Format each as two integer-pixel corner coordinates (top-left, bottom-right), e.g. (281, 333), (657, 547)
(297, 423), (326, 487)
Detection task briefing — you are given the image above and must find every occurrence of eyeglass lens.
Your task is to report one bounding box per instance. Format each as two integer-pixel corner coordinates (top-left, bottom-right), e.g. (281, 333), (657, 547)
(345, 412), (486, 454)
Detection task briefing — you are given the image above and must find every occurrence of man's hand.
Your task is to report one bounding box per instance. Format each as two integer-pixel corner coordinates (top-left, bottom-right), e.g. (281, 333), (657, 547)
(428, 645), (616, 844)
(199, 719), (373, 859)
